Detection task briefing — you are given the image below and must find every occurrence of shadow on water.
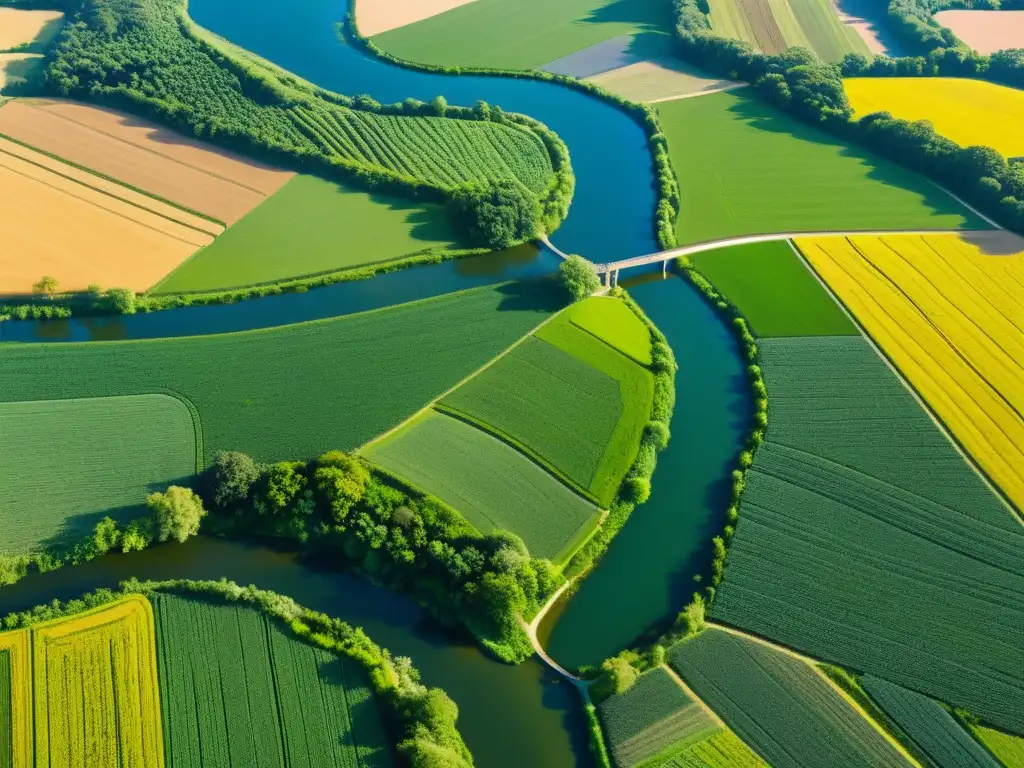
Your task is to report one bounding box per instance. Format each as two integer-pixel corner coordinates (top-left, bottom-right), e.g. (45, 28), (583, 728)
(0, 536), (592, 767)
(0, 247), (562, 343)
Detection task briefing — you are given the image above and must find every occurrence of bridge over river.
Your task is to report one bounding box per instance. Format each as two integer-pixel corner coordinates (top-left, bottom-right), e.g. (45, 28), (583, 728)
(543, 229), (990, 286)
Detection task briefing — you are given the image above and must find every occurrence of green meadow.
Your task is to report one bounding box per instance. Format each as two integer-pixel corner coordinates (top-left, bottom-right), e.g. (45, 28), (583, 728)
(371, 0), (672, 70)
(151, 175), (462, 294)
(0, 395), (197, 554)
(0, 283), (559, 465)
(689, 241), (857, 337)
(364, 410), (598, 561)
(660, 90), (981, 245)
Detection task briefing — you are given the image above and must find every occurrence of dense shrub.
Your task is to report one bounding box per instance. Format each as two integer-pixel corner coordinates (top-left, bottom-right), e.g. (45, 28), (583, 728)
(448, 181), (543, 249)
(203, 450), (559, 662)
(558, 255), (602, 301)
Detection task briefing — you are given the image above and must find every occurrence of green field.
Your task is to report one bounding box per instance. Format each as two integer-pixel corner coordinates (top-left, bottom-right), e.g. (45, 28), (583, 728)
(669, 629), (910, 768)
(0, 394), (197, 555)
(441, 303), (653, 507)
(363, 410), (598, 560)
(660, 90), (981, 245)
(566, 297), (652, 365)
(976, 727), (1024, 767)
(645, 729), (766, 767)
(598, 667), (721, 768)
(152, 175), (463, 294)
(861, 676), (1000, 768)
(689, 241), (857, 337)
(0, 283), (560, 465)
(711, 336), (1024, 733)
(371, 0), (672, 70)
(153, 593), (391, 768)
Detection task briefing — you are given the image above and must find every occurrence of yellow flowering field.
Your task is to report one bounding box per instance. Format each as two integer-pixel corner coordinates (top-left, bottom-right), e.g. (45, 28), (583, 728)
(32, 595), (165, 768)
(796, 232), (1024, 513)
(845, 78), (1024, 158)
(0, 628), (32, 768)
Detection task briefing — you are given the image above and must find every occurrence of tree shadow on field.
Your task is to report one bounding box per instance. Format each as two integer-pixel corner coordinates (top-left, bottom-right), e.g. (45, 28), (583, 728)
(366, 190), (462, 248)
(961, 230), (1024, 256)
(494, 278), (567, 314)
(726, 94), (980, 223)
(582, 0), (676, 37)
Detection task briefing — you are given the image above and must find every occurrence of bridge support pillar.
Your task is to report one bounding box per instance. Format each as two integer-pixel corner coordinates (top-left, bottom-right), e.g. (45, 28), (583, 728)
(601, 271), (608, 288)
(613, 270), (619, 288)
(662, 259), (668, 277)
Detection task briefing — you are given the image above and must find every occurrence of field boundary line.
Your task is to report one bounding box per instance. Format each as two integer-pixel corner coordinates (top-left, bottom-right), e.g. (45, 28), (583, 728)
(0, 151), (212, 248)
(788, 239), (1022, 524)
(647, 82), (747, 104)
(355, 308), (563, 454)
(0, 143), (222, 238)
(0, 125), (227, 227)
(659, 664), (728, 730)
(16, 98), (274, 196)
(705, 622), (923, 767)
(928, 180), (1004, 230)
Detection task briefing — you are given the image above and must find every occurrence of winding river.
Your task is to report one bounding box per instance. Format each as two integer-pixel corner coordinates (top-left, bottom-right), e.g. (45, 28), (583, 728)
(0, 3), (749, 764)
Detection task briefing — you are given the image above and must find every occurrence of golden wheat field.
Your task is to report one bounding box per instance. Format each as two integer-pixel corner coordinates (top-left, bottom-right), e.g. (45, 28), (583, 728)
(797, 232), (1024, 513)
(845, 78), (1024, 158)
(32, 596), (165, 768)
(0, 628), (32, 768)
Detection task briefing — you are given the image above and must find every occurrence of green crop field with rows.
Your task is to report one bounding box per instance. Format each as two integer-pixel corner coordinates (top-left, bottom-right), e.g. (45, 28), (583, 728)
(0, 394), (197, 556)
(712, 336), (1024, 733)
(861, 676), (1000, 768)
(0, 284), (560, 466)
(669, 629), (910, 768)
(649, 729), (767, 767)
(364, 410), (598, 560)
(153, 593), (391, 768)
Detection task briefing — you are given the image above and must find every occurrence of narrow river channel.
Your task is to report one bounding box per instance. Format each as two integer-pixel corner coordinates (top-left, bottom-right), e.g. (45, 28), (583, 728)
(0, 3), (750, 763)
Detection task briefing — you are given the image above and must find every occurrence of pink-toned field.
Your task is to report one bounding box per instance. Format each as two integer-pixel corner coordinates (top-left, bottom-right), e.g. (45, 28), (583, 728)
(356, 0), (477, 35)
(0, 99), (293, 223)
(934, 10), (1024, 54)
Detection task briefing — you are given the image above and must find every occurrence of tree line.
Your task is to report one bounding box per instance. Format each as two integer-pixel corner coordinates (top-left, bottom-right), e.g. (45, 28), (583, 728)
(671, 1), (1024, 233)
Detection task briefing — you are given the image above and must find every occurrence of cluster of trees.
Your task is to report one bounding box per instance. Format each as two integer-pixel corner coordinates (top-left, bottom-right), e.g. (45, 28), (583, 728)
(202, 449), (560, 662)
(45, 0), (569, 256)
(840, 44), (1024, 90)
(670, 7), (1024, 232)
(449, 180), (543, 249)
(0, 484), (205, 588)
(558, 255), (602, 301)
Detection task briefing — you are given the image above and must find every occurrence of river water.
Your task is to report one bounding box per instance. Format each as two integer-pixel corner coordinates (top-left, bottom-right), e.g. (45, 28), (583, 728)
(0, 3), (749, 764)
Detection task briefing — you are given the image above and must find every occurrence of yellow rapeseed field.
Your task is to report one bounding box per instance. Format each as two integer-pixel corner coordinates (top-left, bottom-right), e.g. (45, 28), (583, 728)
(845, 78), (1024, 159)
(32, 595), (165, 768)
(797, 232), (1024, 514)
(0, 628), (32, 768)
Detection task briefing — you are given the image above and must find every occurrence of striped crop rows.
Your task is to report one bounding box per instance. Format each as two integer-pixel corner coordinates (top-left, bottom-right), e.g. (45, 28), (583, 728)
(32, 596), (165, 768)
(153, 594), (391, 768)
(0, 631), (30, 768)
(290, 105), (553, 193)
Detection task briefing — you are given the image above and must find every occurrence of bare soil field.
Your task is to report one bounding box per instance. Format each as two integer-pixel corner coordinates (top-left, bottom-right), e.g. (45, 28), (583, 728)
(0, 153), (206, 294)
(0, 135), (222, 236)
(934, 10), (1024, 54)
(356, 0), (477, 36)
(0, 99), (292, 223)
(0, 8), (63, 50)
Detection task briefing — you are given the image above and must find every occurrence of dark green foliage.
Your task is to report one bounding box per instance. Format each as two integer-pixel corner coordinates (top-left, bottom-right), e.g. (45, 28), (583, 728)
(585, 703), (613, 768)
(669, 629), (910, 768)
(210, 451), (261, 510)
(203, 451), (559, 663)
(448, 181), (542, 249)
(861, 677), (1002, 768)
(559, 256), (601, 302)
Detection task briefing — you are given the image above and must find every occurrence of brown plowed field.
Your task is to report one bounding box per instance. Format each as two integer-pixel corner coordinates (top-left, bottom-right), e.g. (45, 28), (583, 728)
(741, 0), (787, 52)
(0, 99), (293, 224)
(0, 136), (223, 236)
(0, 154), (205, 295)
(933, 10), (1024, 54)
